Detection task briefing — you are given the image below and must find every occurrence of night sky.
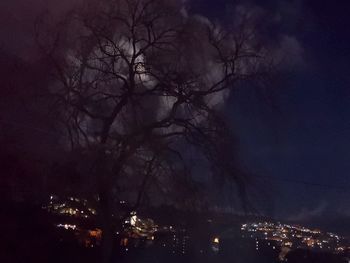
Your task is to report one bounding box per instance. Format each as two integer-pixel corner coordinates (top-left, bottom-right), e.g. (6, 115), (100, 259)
(1, 0), (349, 232)
(192, 0), (350, 229)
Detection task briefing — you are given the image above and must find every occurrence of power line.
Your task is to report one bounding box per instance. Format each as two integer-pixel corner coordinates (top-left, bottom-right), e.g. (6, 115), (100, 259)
(252, 174), (350, 193)
(1, 119), (350, 193)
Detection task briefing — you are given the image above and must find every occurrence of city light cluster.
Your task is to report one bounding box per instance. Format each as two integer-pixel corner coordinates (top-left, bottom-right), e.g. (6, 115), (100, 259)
(241, 222), (349, 253)
(44, 195), (97, 219)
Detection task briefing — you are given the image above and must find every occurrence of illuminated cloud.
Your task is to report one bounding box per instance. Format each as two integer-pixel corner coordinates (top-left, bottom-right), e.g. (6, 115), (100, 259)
(288, 202), (328, 221)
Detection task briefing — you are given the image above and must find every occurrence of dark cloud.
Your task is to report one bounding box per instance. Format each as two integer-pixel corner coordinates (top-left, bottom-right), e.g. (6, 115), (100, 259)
(0, 0), (81, 61)
(1, 0), (349, 230)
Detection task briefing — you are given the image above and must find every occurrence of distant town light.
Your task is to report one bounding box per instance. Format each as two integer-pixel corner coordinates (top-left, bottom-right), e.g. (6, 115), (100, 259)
(130, 215), (137, 226)
(57, 223), (76, 230)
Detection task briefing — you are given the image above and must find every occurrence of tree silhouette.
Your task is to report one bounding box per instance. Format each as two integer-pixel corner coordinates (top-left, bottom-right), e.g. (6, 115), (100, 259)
(37, 0), (272, 261)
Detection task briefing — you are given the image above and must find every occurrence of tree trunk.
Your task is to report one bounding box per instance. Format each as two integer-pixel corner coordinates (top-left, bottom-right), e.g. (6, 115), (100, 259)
(99, 190), (114, 263)
(95, 149), (115, 263)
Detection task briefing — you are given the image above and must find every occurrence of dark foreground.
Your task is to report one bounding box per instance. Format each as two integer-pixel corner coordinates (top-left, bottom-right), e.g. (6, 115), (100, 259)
(2, 202), (348, 263)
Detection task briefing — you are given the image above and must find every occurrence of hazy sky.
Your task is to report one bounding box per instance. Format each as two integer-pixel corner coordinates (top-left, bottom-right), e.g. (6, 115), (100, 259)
(1, 0), (349, 232)
(190, 0), (350, 229)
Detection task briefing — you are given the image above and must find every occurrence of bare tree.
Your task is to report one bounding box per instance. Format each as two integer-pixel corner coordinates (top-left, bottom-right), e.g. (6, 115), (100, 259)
(37, 0), (271, 261)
